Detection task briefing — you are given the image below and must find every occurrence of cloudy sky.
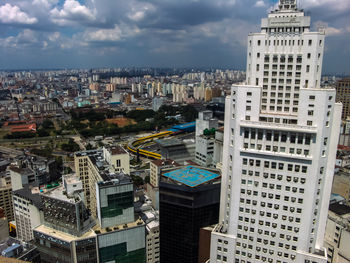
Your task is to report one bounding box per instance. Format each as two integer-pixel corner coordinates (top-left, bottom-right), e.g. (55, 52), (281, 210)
(0, 0), (349, 73)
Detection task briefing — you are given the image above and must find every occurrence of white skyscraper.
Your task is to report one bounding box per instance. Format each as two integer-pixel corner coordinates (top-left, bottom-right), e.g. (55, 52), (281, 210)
(209, 1), (342, 263)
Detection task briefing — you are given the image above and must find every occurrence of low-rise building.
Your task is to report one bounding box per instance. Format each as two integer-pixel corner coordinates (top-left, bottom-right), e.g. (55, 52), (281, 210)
(324, 203), (350, 263)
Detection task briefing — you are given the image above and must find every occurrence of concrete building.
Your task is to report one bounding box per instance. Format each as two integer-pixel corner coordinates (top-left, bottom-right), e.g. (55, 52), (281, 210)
(195, 111), (218, 137)
(149, 159), (179, 188)
(0, 176), (13, 222)
(9, 167), (35, 192)
(209, 1), (342, 263)
(195, 111), (218, 167)
(12, 186), (43, 242)
(141, 210), (160, 263)
(324, 203), (350, 263)
(336, 79), (350, 120)
(34, 171), (146, 263)
(160, 166), (221, 263)
(156, 137), (196, 165)
(195, 133), (215, 167)
(148, 159), (179, 210)
(102, 146), (130, 175)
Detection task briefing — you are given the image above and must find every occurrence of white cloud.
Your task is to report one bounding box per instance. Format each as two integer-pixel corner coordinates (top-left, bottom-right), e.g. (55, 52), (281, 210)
(0, 29), (38, 48)
(314, 21), (342, 36)
(50, 0), (96, 25)
(0, 3), (38, 24)
(254, 1), (266, 8)
(48, 32), (60, 42)
(81, 24), (141, 42)
(127, 3), (156, 22)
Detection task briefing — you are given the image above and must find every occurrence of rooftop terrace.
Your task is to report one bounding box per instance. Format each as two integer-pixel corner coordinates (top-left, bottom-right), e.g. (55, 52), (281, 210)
(162, 166), (220, 187)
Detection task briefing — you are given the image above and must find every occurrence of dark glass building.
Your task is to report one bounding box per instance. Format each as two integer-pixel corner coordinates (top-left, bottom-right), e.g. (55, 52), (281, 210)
(159, 166), (221, 263)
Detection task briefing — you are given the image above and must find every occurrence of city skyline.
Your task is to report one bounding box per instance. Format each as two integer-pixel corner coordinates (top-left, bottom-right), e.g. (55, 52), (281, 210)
(0, 0), (349, 74)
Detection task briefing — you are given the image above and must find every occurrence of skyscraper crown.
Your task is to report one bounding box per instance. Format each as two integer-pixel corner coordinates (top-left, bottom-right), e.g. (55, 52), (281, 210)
(278, 0), (297, 11)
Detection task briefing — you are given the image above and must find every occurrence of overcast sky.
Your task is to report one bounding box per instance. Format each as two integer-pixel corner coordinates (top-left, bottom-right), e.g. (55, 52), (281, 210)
(0, 0), (349, 73)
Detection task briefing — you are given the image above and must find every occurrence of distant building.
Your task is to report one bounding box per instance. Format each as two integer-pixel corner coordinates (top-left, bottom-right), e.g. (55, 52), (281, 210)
(336, 78), (350, 120)
(324, 203), (350, 263)
(152, 96), (165, 112)
(159, 166), (221, 263)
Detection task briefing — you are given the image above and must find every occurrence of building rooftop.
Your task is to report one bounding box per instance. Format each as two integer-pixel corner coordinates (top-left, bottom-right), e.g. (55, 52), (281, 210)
(329, 203), (350, 216)
(13, 186), (43, 210)
(155, 138), (183, 147)
(0, 237), (36, 261)
(34, 224), (95, 243)
(42, 184), (81, 204)
(77, 149), (131, 182)
(151, 159), (179, 167)
(162, 166), (220, 188)
(105, 146), (128, 155)
(63, 174), (80, 185)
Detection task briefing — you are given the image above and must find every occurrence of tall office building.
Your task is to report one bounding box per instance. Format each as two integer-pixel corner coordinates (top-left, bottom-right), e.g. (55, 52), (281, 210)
(209, 1), (342, 263)
(160, 166), (221, 263)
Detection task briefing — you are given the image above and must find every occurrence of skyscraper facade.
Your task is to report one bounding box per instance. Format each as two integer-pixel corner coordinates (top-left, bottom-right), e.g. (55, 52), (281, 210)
(209, 1), (342, 263)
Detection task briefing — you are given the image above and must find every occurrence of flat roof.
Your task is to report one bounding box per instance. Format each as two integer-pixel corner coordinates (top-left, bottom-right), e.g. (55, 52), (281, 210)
(106, 145), (128, 155)
(156, 138), (183, 147)
(34, 224), (95, 242)
(329, 203), (350, 216)
(163, 166), (220, 187)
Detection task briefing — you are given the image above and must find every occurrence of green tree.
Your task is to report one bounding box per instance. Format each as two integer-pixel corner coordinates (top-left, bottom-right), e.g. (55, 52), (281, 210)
(131, 175), (144, 187)
(42, 119), (54, 129)
(144, 175), (150, 184)
(61, 139), (80, 152)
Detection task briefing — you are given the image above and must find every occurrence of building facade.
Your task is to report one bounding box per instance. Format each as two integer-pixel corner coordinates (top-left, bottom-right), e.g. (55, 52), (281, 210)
(335, 79), (350, 121)
(12, 186), (43, 242)
(160, 166), (221, 263)
(324, 203), (350, 263)
(0, 177), (13, 222)
(209, 1), (342, 263)
(35, 149), (146, 263)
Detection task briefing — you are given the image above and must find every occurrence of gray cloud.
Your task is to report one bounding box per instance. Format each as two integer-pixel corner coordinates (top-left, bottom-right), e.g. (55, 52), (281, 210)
(0, 0), (349, 74)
